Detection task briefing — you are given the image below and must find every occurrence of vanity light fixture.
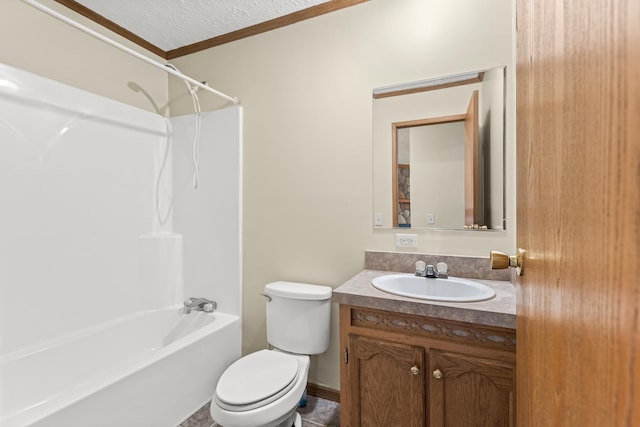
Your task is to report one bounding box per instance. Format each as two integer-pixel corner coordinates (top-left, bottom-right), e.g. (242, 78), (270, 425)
(373, 70), (484, 99)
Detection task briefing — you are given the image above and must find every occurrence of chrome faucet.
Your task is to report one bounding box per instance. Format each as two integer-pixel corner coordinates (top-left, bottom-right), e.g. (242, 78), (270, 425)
(183, 297), (217, 314)
(415, 261), (448, 279)
(425, 264), (437, 278)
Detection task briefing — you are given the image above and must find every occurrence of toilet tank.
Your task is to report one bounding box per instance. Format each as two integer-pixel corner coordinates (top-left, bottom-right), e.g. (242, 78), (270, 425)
(264, 281), (332, 355)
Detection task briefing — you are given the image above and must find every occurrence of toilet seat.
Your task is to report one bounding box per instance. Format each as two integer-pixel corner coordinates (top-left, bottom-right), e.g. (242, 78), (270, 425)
(214, 350), (300, 412)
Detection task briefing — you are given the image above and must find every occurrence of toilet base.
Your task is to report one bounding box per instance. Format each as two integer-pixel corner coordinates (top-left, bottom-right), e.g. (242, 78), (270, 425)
(212, 410), (301, 427)
(273, 411), (300, 427)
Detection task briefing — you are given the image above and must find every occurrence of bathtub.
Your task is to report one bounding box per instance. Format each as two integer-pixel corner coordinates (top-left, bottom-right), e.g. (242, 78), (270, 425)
(0, 308), (241, 427)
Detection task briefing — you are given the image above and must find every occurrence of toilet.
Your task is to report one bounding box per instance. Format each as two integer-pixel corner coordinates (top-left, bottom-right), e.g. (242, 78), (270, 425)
(210, 281), (332, 427)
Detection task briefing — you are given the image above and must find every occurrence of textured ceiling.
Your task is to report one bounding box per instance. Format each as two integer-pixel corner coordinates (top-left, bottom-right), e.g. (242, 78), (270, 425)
(74, 0), (332, 52)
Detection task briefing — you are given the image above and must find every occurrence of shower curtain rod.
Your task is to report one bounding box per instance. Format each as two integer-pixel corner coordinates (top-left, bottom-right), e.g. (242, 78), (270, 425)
(21, 0), (240, 105)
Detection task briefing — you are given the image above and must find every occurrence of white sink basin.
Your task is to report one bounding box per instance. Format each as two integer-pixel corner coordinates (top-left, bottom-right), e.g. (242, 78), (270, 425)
(371, 273), (496, 302)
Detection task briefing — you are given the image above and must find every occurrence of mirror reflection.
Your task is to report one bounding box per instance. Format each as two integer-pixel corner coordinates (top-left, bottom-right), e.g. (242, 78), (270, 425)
(373, 66), (506, 230)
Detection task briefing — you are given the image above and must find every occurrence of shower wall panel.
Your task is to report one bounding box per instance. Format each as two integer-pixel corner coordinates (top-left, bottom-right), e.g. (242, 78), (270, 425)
(171, 106), (243, 317)
(0, 63), (168, 354)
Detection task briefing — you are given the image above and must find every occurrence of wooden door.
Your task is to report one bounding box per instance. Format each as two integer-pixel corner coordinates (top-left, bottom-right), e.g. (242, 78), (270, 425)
(464, 90), (479, 226)
(347, 334), (426, 427)
(516, 0), (640, 426)
(429, 350), (515, 427)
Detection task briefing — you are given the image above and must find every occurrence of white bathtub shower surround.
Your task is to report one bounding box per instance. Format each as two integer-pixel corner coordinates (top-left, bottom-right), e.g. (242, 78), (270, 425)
(0, 63), (243, 426)
(0, 62), (171, 354)
(139, 232), (185, 311)
(0, 308), (241, 427)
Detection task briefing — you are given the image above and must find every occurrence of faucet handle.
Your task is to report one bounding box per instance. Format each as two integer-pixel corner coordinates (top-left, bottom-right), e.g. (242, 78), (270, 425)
(183, 297), (217, 313)
(436, 262), (448, 279)
(415, 260), (426, 275)
(436, 262), (448, 274)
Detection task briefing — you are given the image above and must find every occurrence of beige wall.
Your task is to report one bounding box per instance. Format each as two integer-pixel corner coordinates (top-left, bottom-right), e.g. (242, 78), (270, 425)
(1, 0), (168, 113)
(171, 0), (515, 390)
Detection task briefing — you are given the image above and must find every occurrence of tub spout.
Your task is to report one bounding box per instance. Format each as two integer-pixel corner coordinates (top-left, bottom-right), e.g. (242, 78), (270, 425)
(183, 297), (217, 314)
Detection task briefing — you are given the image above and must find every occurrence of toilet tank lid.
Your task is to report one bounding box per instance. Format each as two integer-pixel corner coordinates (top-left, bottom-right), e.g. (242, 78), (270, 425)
(265, 281), (332, 300)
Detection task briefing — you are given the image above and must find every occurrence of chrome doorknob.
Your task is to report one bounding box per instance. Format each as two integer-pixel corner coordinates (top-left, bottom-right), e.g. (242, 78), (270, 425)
(490, 249), (525, 276)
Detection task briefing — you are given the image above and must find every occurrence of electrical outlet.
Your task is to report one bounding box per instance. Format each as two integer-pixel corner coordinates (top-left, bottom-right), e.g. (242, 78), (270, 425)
(395, 233), (418, 248)
(426, 213), (435, 225)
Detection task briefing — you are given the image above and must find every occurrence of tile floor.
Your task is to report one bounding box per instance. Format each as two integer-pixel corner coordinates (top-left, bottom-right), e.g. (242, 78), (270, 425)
(179, 395), (340, 427)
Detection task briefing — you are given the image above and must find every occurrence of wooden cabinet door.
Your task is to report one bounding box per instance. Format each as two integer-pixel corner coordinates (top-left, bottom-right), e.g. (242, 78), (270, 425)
(429, 350), (515, 427)
(347, 334), (426, 427)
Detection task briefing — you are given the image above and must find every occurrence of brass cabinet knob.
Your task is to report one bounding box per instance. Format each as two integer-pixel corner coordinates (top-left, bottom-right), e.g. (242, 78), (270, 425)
(490, 249), (525, 276)
(433, 369), (443, 379)
(411, 365), (420, 375)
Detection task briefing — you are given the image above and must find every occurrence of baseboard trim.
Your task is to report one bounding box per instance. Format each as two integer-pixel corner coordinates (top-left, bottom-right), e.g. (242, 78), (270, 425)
(307, 383), (340, 403)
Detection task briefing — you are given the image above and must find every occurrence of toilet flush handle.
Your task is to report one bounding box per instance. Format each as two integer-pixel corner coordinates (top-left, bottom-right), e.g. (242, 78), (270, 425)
(259, 293), (272, 302)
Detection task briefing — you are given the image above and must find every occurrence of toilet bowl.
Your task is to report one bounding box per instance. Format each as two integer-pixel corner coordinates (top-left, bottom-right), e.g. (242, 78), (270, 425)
(210, 350), (310, 427)
(210, 281), (332, 427)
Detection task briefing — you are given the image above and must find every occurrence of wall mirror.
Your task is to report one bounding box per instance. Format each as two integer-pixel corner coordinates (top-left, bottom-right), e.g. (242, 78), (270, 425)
(372, 66), (506, 230)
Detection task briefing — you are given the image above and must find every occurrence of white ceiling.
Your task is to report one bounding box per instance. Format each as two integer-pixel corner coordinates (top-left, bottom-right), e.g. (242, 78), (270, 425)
(74, 0), (332, 52)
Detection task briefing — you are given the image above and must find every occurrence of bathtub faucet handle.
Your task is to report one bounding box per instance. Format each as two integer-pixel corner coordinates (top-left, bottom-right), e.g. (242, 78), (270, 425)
(183, 297), (217, 314)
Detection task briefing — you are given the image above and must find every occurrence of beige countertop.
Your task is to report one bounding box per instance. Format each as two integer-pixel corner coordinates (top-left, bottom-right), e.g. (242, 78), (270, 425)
(332, 269), (516, 330)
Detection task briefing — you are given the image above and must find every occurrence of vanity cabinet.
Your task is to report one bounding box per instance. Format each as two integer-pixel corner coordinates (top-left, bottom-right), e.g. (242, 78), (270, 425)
(339, 305), (516, 427)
